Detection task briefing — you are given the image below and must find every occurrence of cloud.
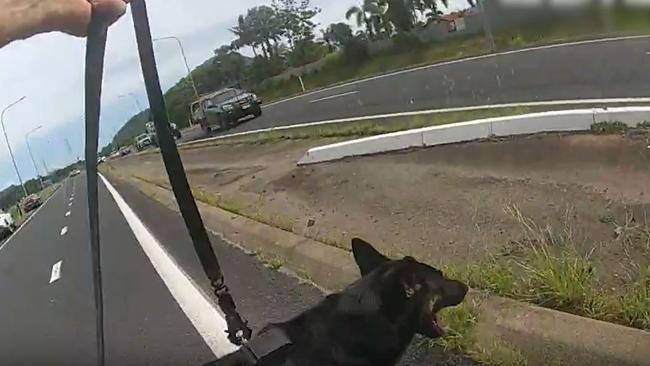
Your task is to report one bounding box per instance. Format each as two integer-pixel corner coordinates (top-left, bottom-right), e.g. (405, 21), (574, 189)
(1, 0), (468, 190)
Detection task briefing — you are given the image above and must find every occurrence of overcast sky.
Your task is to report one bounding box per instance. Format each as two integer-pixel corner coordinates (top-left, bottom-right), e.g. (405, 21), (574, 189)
(0, 0), (467, 191)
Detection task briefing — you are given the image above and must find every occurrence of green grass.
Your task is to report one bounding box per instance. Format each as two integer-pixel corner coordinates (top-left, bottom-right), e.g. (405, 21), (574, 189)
(258, 10), (650, 104)
(422, 299), (526, 366)
(434, 300), (479, 353)
(591, 121), (629, 134)
(255, 252), (285, 270)
(38, 184), (60, 202)
(9, 205), (24, 227)
(449, 205), (650, 331)
(7, 183), (60, 227)
(191, 186), (295, 233)
(614, 266), (650, 330)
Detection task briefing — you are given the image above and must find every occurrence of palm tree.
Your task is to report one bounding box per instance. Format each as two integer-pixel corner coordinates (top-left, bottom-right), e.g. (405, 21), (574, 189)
(346, 4), (376, 39)
(346, 0), (395, 39)
(230, 15), (260, 57)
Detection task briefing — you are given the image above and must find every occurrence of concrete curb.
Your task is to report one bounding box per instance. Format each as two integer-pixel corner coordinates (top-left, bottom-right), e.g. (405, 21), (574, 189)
(107, 171), (650, 366)
(298, 107), (650, 165)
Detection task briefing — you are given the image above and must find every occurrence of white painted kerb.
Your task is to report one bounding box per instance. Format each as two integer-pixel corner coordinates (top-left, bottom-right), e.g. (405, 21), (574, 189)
(298, 107), (650, 165)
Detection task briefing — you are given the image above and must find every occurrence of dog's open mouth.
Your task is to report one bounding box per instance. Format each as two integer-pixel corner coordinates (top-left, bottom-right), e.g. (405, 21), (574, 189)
(425, 305), (445, 337)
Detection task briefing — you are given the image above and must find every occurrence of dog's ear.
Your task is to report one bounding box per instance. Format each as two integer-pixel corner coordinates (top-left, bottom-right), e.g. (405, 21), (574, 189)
(352, 238), (389, 276)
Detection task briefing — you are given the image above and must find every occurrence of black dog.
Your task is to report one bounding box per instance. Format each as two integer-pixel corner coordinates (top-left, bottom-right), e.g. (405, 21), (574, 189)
(208, 238), (468, 366)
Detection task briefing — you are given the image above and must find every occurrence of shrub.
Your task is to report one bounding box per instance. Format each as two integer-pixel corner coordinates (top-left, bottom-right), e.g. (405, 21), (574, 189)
(391, 32), (422, 53)
(590, 121), (629, 134)
(342, 37), (369, 63)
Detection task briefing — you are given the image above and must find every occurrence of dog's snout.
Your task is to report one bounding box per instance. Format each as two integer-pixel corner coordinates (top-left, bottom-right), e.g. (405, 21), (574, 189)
(443, 280), (468, 306)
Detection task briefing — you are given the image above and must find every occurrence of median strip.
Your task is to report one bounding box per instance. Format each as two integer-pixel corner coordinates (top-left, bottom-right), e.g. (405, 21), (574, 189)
(170, 98), (650, 152)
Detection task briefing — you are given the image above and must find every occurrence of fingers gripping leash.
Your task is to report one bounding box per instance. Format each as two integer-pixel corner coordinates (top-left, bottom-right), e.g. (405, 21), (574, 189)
(84, 2), (252, 365)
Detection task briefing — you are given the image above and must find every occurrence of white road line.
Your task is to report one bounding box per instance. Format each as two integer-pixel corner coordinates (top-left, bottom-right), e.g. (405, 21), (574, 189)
(0, 185), (61, 253)
(262, 35), (650, 109)
(183, 97), (650, 148)
(99, 173), (238, 357)
(65, 211), (71, 217)
(309, 91), (359, 103)
(60, 227), (68, 236)
(68, 202), (73, 207)
(69, 197), (74, 201)
(49, 260), (63, 284)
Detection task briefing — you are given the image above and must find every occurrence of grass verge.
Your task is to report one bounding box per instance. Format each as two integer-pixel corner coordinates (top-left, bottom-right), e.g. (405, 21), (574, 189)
(128, 174), (297, 234)
(414, 298), (527, 366)
(449, 205), (650, 331)
(8, 183), (60, 227)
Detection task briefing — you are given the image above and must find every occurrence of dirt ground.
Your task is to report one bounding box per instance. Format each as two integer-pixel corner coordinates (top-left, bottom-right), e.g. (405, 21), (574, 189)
(113, 132), (650, 289)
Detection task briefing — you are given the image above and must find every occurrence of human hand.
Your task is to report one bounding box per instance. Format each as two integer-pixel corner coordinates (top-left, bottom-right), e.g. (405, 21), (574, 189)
(0, 0), (132, 47)
(50, 0), (132, 36)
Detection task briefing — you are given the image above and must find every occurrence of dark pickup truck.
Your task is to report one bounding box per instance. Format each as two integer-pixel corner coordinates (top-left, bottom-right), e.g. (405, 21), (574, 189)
(191, 88), (262, 134)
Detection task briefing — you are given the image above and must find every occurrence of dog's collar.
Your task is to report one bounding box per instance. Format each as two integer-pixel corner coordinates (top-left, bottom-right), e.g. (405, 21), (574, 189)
(242, 327), (293, 362)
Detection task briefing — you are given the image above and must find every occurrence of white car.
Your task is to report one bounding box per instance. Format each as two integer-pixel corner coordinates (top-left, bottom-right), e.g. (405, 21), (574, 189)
(0, 210), (16, 240)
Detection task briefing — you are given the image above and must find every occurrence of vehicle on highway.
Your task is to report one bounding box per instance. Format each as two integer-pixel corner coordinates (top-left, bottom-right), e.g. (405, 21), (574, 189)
(142, 121), (181, 145)
(21, 194), (42, 213)
(0, 209), (16, 240)
(135, 133), (156, 151)
(97, 156), (107, 165)
(119, 146), (132, 157)
(70, 169), (82, 177)
(190, 88), (262, 134)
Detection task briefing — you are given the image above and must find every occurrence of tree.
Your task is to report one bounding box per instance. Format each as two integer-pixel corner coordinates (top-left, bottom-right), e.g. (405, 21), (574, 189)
(346, 0), (393, 39)
(246, 6), (284, 58)
(213, 46), (247, 83)
(411, 0), (449, 24)
(272, 0), (321, 51)
(230, 15), (259, 57)
(386, 0), (416, 33)
(230, 6), (284, 60)
(323, 23), (353, 48)
(346, 4), (376, 38)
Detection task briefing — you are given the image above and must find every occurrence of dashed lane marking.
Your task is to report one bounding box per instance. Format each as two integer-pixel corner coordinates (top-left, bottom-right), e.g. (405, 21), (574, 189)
(49, 260), (63, 284)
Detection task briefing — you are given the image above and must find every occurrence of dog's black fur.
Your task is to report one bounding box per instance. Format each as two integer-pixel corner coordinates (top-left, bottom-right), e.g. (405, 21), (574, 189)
(207, 238), (468, 366)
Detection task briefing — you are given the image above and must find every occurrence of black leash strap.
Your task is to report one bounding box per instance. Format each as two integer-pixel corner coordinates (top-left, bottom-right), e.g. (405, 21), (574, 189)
(84, 1), (252, 363)
(129, 0), (252, 345)
(84, 9), (109, 366)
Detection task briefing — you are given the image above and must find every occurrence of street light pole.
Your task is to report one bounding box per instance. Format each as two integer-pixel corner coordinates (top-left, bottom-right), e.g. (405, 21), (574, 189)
(153, 36), (199, 99)
(26, 125), (44, 190)
(1, 96), (28, 197)
(153, 36), (197, 127)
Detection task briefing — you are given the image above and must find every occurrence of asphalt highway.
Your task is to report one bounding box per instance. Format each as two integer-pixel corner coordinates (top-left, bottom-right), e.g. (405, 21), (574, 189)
(177, 35), (650, 143)
(0, 174), (478, 366)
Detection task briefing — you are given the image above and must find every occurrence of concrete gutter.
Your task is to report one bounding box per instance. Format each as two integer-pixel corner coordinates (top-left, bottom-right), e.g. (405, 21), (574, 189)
(298, 107), (650, 165)
(106, 171), (650, 366)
